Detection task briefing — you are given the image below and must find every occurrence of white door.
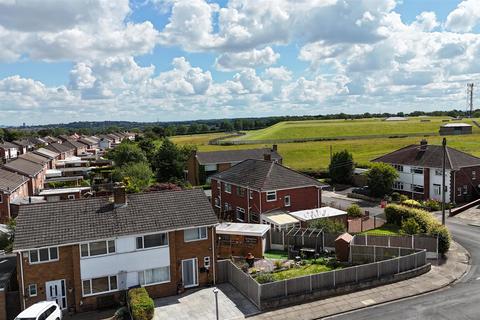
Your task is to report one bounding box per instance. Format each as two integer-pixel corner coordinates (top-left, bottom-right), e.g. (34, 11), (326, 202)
(182, 258), (199, 288)
(45, 279), (67, 309)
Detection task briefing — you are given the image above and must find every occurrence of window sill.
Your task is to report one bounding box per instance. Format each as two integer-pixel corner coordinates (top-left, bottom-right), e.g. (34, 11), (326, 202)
(141, 279), (171, 287)
(29, 259), (59, 265)
(184, 237), (208, 243)
(82, 288), (119, 298)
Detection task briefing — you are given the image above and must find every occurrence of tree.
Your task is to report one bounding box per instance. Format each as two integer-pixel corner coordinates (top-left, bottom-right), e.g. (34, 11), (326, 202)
(347, 204), (363, 218)
(107, 142), (147, 167)
(188, 123), (199, 134)
(176, 125), (188, 135)
(328, 150), (354, 184)
(151, 138), (195, 182)
(113, 162), (153, 193)
(137, 137), (157, 163)
(310, 218), (346, 234)
(367, 162), (399, 197)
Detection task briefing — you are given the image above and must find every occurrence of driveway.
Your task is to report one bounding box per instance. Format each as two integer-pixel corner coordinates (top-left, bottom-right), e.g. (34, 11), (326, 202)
(153, 283), (259, 320)
(322, 190), (384, 217)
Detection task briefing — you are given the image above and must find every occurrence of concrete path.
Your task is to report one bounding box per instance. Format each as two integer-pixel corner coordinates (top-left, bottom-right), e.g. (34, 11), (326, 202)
(251, 240), (469, 320)
(153, 283), (259, 320)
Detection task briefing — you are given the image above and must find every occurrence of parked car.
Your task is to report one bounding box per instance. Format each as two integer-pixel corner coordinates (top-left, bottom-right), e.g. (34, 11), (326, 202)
(15, 301), (62, 320)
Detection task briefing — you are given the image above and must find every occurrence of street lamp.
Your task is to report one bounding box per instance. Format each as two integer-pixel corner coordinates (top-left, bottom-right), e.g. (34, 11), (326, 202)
(213, 287), (219, 320)
(442, 138), (447, 225)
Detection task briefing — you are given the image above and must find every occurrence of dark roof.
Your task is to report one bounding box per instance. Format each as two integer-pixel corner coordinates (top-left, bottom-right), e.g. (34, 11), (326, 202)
(34, 148), (59, 159)
(12, 139), (33, 147)
(14, 188), (218, 250)
(19, 153), (50, 165)
(77, 137), (97, 146)
(0, 255), (16, 290)
(3, 158), (44, 177)
(0, 168), (28, 192)
(45, 142), (74, 154)
(372, 143), (480, 170)
(63, 139), (86, 149)
(212, 159), (325, 191)
(196, 148), (282, 165)
(0, 142), (18, 149)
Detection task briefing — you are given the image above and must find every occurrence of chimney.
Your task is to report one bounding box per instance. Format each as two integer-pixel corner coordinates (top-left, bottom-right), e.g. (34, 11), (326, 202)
(264, 153), (272, 161)
(419, 139), (428, 151)
(272, 144), (278, 152)
(113, 184), (127, 207)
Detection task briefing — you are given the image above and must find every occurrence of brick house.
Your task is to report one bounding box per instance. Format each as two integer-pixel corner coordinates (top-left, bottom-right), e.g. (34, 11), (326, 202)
(62, 140), (88, 156)
(372, 140), (480, 203)
(0, 142), (20, 163)
(211, 159), (325, 224)
(19, 153), (52, 171)
(13, 188), (219, 313)
(2, 158), (46, 195)
(33, 148), (60, 167)
(45, 143), (75, 160)
(186, 146), (282, 186)
(0, 168), (29, 222)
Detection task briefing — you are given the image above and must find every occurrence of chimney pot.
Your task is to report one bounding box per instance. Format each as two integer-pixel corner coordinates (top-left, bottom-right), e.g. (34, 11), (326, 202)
(419, 139), (428, 150)
(113, 184), (127, 207)
(272, 144), (278, 152)
(263, 153), (272, 161)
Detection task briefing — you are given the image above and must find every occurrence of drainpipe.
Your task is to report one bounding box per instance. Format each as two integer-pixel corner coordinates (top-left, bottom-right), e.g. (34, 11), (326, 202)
(211, 227), (216, 285)
(19, 252), (25, 310)
(247, 187), (250, 223)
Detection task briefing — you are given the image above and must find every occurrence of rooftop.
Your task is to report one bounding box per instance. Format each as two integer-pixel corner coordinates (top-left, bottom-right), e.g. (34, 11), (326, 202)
(216, 222), (270, 237)
(212, 159), (325, 191)
(261, 212), (300, 226)
(196, 147), (282, 165)
(0, 168), (28, 193)
(19, 153), (50, 165)
(14, 188), (218, 250)
(34, 147), (60, 159)
(38, 187), (90, 196)
(3, 158), (44, 177)
(288, 207), (347, 222)
(441, 122), (472, 127)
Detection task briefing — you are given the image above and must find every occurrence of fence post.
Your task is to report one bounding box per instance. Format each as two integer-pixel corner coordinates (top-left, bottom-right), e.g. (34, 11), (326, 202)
(355, 266), (358, 283)
(333, 270), (336, 287)
(411, 235), (414, 249)
(373, 245), (376, 262)
(397, 256), (400, 274)
(322, 232), (325, 251)
(366, 235), (368, 246)
(284, 280), (288, 297)
(377, 261), (380, 279)
(414, 252), (417, 268)
(398, 247), (401, 257)
(388, 236), (391, 247)
(436, 236), (439, 261)
(310, 275), (313, 293)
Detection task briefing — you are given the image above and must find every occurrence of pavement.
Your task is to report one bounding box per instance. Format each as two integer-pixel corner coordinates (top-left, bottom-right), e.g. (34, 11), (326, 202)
(251, 239), (469, 320)
(453, 204), (480, 226)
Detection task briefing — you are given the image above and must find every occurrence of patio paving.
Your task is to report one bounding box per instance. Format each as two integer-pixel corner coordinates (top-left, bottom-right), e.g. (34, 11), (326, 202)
(153, 283), (259, 320)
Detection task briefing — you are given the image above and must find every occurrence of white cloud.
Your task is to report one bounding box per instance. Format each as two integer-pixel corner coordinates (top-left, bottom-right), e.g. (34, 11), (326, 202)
(215, 47), (279, 71)
(445, 0), (480, 33)
(412, 11), (439, 32)
(264, 66), (292, 81)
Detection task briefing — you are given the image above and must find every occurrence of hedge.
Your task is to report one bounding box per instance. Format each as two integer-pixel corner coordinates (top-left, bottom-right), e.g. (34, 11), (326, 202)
(128, 288), (154, 320)
(384, 204), (451, 254)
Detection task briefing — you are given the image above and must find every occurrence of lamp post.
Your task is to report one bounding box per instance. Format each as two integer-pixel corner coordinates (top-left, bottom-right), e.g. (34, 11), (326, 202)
(213, 287), (219, 320)
(442, 138), (447, 225)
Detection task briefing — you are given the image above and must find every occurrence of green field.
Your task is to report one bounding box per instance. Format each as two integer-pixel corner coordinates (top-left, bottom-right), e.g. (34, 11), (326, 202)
(233, 117), (480, 141)
(170, 118), (480, 171)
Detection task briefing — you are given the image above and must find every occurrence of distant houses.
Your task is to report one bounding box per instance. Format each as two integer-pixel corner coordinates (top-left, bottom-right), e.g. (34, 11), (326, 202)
(439, 122), (473, 136)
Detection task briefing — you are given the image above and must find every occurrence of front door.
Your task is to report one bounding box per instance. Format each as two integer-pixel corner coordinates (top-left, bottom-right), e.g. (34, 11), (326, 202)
(182, 258), (199, 288)
(45, 279), (67, 309)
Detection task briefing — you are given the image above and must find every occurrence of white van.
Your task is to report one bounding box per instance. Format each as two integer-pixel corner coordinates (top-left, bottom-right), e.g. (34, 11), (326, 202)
(15, 301), (62, 320)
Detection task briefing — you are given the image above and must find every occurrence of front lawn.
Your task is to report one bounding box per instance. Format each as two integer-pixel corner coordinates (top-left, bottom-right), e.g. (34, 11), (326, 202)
(271, 263), (336, 281)
(264, 250), (288, 260)
(361, 224), (402, 236)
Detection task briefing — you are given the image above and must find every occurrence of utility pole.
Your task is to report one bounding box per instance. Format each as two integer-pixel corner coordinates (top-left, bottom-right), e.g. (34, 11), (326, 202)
(330, 145), (333, 162)
(467, 83), (474, 118)
(442, 138), (447, 225)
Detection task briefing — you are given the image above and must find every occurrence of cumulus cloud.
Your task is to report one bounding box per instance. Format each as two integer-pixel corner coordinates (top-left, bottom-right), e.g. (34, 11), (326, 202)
(445, 0), (480, 33)
(412, 11), (439, 31)
(215, 47), (279, 71)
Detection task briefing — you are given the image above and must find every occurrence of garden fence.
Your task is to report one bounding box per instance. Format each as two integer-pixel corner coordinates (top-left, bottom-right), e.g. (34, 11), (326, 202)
(269, 230), (341, 251)
(352, 234), (438, 257)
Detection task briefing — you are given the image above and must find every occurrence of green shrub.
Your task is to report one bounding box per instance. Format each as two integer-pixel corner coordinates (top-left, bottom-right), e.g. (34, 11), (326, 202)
(429, 224), (451, 255)
(401, 218), (421, 235)
(310, 218), (346, 233)
(256, 273), (274, 284)
(423, 199), (441, 211)
(401, 199), (422, 208)
(347, 204), (363, 218)
(391, 192), (401, 202)
(399, 194), (409, 202)
(128, 288), (154, 320)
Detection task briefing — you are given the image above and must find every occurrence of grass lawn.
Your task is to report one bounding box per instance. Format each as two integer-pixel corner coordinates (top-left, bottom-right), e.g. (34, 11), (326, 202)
(170, 132), (231, 146)
(234, 117), (480, 141)
(264, 250), (289, 260)
(361, 224), (402, 236)
(271, 263), (336, 281)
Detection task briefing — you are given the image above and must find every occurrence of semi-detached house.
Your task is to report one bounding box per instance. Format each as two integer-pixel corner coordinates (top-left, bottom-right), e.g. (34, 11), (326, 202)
(0, 168), (29, 222)
(2, 158), (46, 195)
(211, 159), (326, 224)
(372, 140), (480, 203)
(13, 187), (219, 313)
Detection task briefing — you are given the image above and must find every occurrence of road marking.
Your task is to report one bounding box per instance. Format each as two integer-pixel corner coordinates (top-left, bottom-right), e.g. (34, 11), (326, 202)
(361, 299), (375, 305)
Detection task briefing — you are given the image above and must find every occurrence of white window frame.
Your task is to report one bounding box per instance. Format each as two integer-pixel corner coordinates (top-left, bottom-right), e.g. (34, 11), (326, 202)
(463, 185), (468, 195)
(249, 190), (253, 200)
(214, 197), (220, 208)
(266, 191), (277, 202)
(29, 247), (59, 264)
(28, 284), (37, 297)
(184, 227), (208, 242)
(473, 171), (476, 180)
(0, 194), (3, 204)
(236, 207), (246, 222)
(80, 240), (116, 258)
(284, 195), (291, 207)
(393, 164), (404, 172)
(82, 275), (118, 297)
(136, 233), (169, 250)
(393, 181), (404, 190)
(435, 169), (443, 176)
(433, 184), (441, 196)
(224, 183), (232, 194)
(67, 194), (75, 200)
(410, 167), (424, 174)
(204, 256), (211, 269)
(138, 266), (171, 287)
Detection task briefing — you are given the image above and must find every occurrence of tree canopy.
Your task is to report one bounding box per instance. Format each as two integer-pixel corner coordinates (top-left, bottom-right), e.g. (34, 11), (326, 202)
(328, 150), (354, 184)
(107, 142), (147, 167)
(367, 162), (399, 197)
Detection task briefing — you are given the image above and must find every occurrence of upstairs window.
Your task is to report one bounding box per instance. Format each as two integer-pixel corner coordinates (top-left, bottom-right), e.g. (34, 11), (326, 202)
(412, 185), (424, 193)
(236, 187), (245, 197)
(284, 195), (291, 207)
(410, 167), (424, 175)
(393, 164), (403, 172)
(184, 227), (207, 242)
(136, 233), (168, 249)
(236, 207), (246, 222)
(393, 181), (404, 190)
(435, 169), (443, 176)
(224, 183), (232, 194)
(29, 247), (59, 264)
(80, 240), (115, 258)
(266, 191), (277, 202)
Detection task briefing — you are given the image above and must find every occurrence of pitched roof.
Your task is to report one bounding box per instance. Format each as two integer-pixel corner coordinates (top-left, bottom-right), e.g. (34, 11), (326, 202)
(45, 142), (74, 154)
(19, 153), (50, 165)
(212, 159), (325, 190)
(372, 143), (480, 170)
(63, 139), (86, 149)
(12, 139), (33, 147)
(0, 168), (28, 193)
(196, 148), (282, 165)
(3, 158), (44, 177)
(13, 188), (218, 250)
(34, 148), (59, 159)
(0, 142), (18, 149)
(78, 137), (97, 146)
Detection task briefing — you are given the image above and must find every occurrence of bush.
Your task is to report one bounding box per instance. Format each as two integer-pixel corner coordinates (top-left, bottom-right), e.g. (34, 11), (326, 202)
(423, 199), (441, 211)
(399, 194), (409, 202)
(347, 204), (363, 218)
(391, 192), (401, 202)
(128, 288), (154, 320)
(430, 224), (451, 255)
(401, 199), (422, 208)
(255, 273), (274, 284)
(310, 218), (346, 233)
(401, 218), (421, 235)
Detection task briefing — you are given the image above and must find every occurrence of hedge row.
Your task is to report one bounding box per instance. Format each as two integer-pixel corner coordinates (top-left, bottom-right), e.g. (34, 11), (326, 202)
(128, 287), (154, 320)
(385, 204), (451, 254)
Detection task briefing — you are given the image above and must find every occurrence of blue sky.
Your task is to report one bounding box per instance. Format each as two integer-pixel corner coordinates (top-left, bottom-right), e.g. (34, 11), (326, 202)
(1, 0), (480, 125)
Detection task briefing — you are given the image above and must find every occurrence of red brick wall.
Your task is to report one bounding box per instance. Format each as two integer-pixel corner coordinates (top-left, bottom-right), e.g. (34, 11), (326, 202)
(423, 168), (430, 200)
(216, 234), (264, 258)
(0, 182), (29, 222)
(453, 166), (480, 203)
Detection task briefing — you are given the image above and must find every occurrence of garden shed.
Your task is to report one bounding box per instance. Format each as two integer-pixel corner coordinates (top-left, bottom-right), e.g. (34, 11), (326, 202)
(216, 222), (270, 259)
(335, 233), (353, 262)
